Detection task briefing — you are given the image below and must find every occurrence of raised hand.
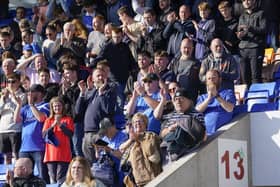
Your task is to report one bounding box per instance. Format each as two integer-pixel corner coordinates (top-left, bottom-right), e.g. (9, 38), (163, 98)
(78, 80), (87, 94)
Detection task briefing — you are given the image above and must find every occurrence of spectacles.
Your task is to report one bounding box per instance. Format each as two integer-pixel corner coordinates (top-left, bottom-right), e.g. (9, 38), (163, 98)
(168, 87), (176, 93)
(7, 79), (16, 84)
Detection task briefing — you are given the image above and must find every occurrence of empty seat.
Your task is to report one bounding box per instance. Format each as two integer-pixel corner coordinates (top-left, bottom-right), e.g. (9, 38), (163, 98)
(249, 102), (277, 112)
(249, 82), (276, 100)
(245, 90), (270, 111)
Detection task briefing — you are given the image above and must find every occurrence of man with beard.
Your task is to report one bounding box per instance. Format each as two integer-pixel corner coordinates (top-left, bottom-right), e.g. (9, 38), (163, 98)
(14, 84), (49, 181)
(199, 38), (238, 91)
(75, 68), (117, 163)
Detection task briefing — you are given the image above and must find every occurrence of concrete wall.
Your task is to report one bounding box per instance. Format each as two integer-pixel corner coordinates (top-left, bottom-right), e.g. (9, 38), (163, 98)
(146, 114), (252, 187)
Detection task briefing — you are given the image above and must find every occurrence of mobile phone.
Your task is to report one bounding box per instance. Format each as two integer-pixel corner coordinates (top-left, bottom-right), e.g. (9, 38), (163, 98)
(94, 139), (108, 146)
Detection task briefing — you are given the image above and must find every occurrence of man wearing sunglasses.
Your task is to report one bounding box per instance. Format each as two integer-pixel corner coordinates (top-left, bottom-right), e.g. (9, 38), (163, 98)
(0, 73), (26, 165)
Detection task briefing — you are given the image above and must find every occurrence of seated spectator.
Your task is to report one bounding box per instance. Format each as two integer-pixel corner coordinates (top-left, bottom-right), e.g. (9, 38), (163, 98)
(71, 18), (88, 41)
(95, 118), (128, 187)
(0, 73), (26, 164)
(20, 75), (31, 92)
(192, 2), (216, 61)
(0, 31), (21, 60)
(196, 69), (236, 135)
(4, 157), (46, 187)
(42, 97), (74, 184)
(157, 88), (206, 160)
(21, 29), (41, 55)
(126, 73), (162, 134)
(61, 156), (106, 187)
(119, 113), (162, 187)
(199, 38), (239, 91)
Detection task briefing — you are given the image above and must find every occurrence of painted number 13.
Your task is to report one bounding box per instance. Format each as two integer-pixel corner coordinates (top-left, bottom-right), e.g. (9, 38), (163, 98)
(221, 150), (244, 180)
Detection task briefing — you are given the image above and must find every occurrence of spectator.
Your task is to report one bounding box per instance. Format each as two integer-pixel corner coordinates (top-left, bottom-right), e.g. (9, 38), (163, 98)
(0, 58), (17, 92)
(51, 22), (87, 66)
(0, 31), (21, 60)
(126, 73), (162, 134)
(69, 0), (84, 18)
(86, 15), (107, 65)
(105, 0), (131, 26)
(18, 54), (61, 85)
(42, 24), (58, 70)
(38, 68), (59, 102)
(0, 73), (26, 164)
(158, 0), (173, 25)
(150, 50), (175, 84)
(61, 156), (106, 187)
(158, 88), (206, 161)
(90, 27), (136, 111)
(216, 1), (239, 56)
(71, 18), (88, 41)
(58, 63), (82, 157)
(118, 5), (142, 60)
(193, 2), (216, 61)
(33, 0), (49, 35)
(20, 75), (31, 92)
(21, 29), (41, 54)
(119, 113), (162, 187)
(169, 38), (200, 101)
(163, 4), (196, 58)
(137, 8), (167, 56)
(95, 118), (128, 187)
(42, 97), (74, 184)
(196, 69), (236, 135)
(14, 84), (49, 180)
(14, 7), (26, 24)
(75, 68), (117, 163)
(199, 38), (239, 91)
(82, 0), (99, 32)
(4, 157), (46, 187)
(237, 0), (266, 85)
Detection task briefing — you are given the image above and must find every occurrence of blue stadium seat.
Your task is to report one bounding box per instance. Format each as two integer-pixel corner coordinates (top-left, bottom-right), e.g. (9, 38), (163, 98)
(249, 82), (276, 100)
(46, 184), (60, 187)
(249, 102), (277, 112)
(245, 90), (270, 111)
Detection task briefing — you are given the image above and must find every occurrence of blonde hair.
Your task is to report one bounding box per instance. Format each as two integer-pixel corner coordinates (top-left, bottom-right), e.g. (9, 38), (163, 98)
(132, 113), (148, 128)
(198, 2), (211, 11)
(49, 97), (66, 118)
(71, 19), (88, 40)
(65, 157), (96, 186)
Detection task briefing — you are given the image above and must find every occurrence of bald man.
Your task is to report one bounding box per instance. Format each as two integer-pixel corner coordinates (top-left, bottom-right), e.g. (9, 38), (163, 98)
(4, 158), (46, 187)
(199, 38), (238, 91)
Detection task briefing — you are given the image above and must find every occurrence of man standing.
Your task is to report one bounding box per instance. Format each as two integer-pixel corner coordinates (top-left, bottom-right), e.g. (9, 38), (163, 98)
(75, 68), (117, 163)
(14, 84), (49, 180)
(237, 0), (266, 85)
(196, 70), (236, 135)
(199, 38), (239, 91)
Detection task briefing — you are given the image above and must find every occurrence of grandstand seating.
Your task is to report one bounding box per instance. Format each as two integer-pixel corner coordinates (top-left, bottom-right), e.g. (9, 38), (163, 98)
(249, 82), (276, 100)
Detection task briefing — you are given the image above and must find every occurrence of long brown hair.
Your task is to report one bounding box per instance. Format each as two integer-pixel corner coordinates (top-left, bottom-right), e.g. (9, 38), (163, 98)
(64, 156), (96, 186)
(49, 97), (66, 118)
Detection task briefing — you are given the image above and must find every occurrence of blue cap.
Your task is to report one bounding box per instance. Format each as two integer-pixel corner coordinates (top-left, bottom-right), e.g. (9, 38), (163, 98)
(23, 44), (33, 51)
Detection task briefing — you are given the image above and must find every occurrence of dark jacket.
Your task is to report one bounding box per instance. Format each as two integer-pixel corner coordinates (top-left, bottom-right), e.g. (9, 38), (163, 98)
(163, 19), (196, 57)
(137, 23), (167, 56)
(75, 84), (117, 132)
(238, 8), (267, 49)
(90, 41), (136, 84)
(3, 174), (46, 187)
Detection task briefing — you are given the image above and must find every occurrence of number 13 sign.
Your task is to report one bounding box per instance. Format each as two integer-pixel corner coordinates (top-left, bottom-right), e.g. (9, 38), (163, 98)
(218, 138), (248, 187)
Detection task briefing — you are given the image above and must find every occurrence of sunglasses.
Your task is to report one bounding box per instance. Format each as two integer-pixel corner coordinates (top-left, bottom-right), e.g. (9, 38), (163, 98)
(168, 87), (176, 93)
(7, 79), (16, 84)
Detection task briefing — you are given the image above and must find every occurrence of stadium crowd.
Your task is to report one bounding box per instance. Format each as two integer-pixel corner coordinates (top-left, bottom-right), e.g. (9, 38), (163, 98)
(0, 0), (279, 186)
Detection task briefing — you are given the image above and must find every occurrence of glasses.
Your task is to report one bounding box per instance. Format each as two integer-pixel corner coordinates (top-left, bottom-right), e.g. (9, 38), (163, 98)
(7, 79), (16, 84)
(168, 87), (176, 93)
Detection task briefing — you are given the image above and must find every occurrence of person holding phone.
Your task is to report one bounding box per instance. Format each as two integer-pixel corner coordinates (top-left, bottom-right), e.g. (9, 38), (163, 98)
(42, 97), (74, 184)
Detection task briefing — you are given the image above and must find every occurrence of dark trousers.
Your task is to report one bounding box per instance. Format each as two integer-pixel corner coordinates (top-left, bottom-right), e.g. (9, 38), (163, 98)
(46, 162), (69, 184)
(82, 132), (100, 164)
(240, 47), (264, 86)
(72, 122), (84, 157)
